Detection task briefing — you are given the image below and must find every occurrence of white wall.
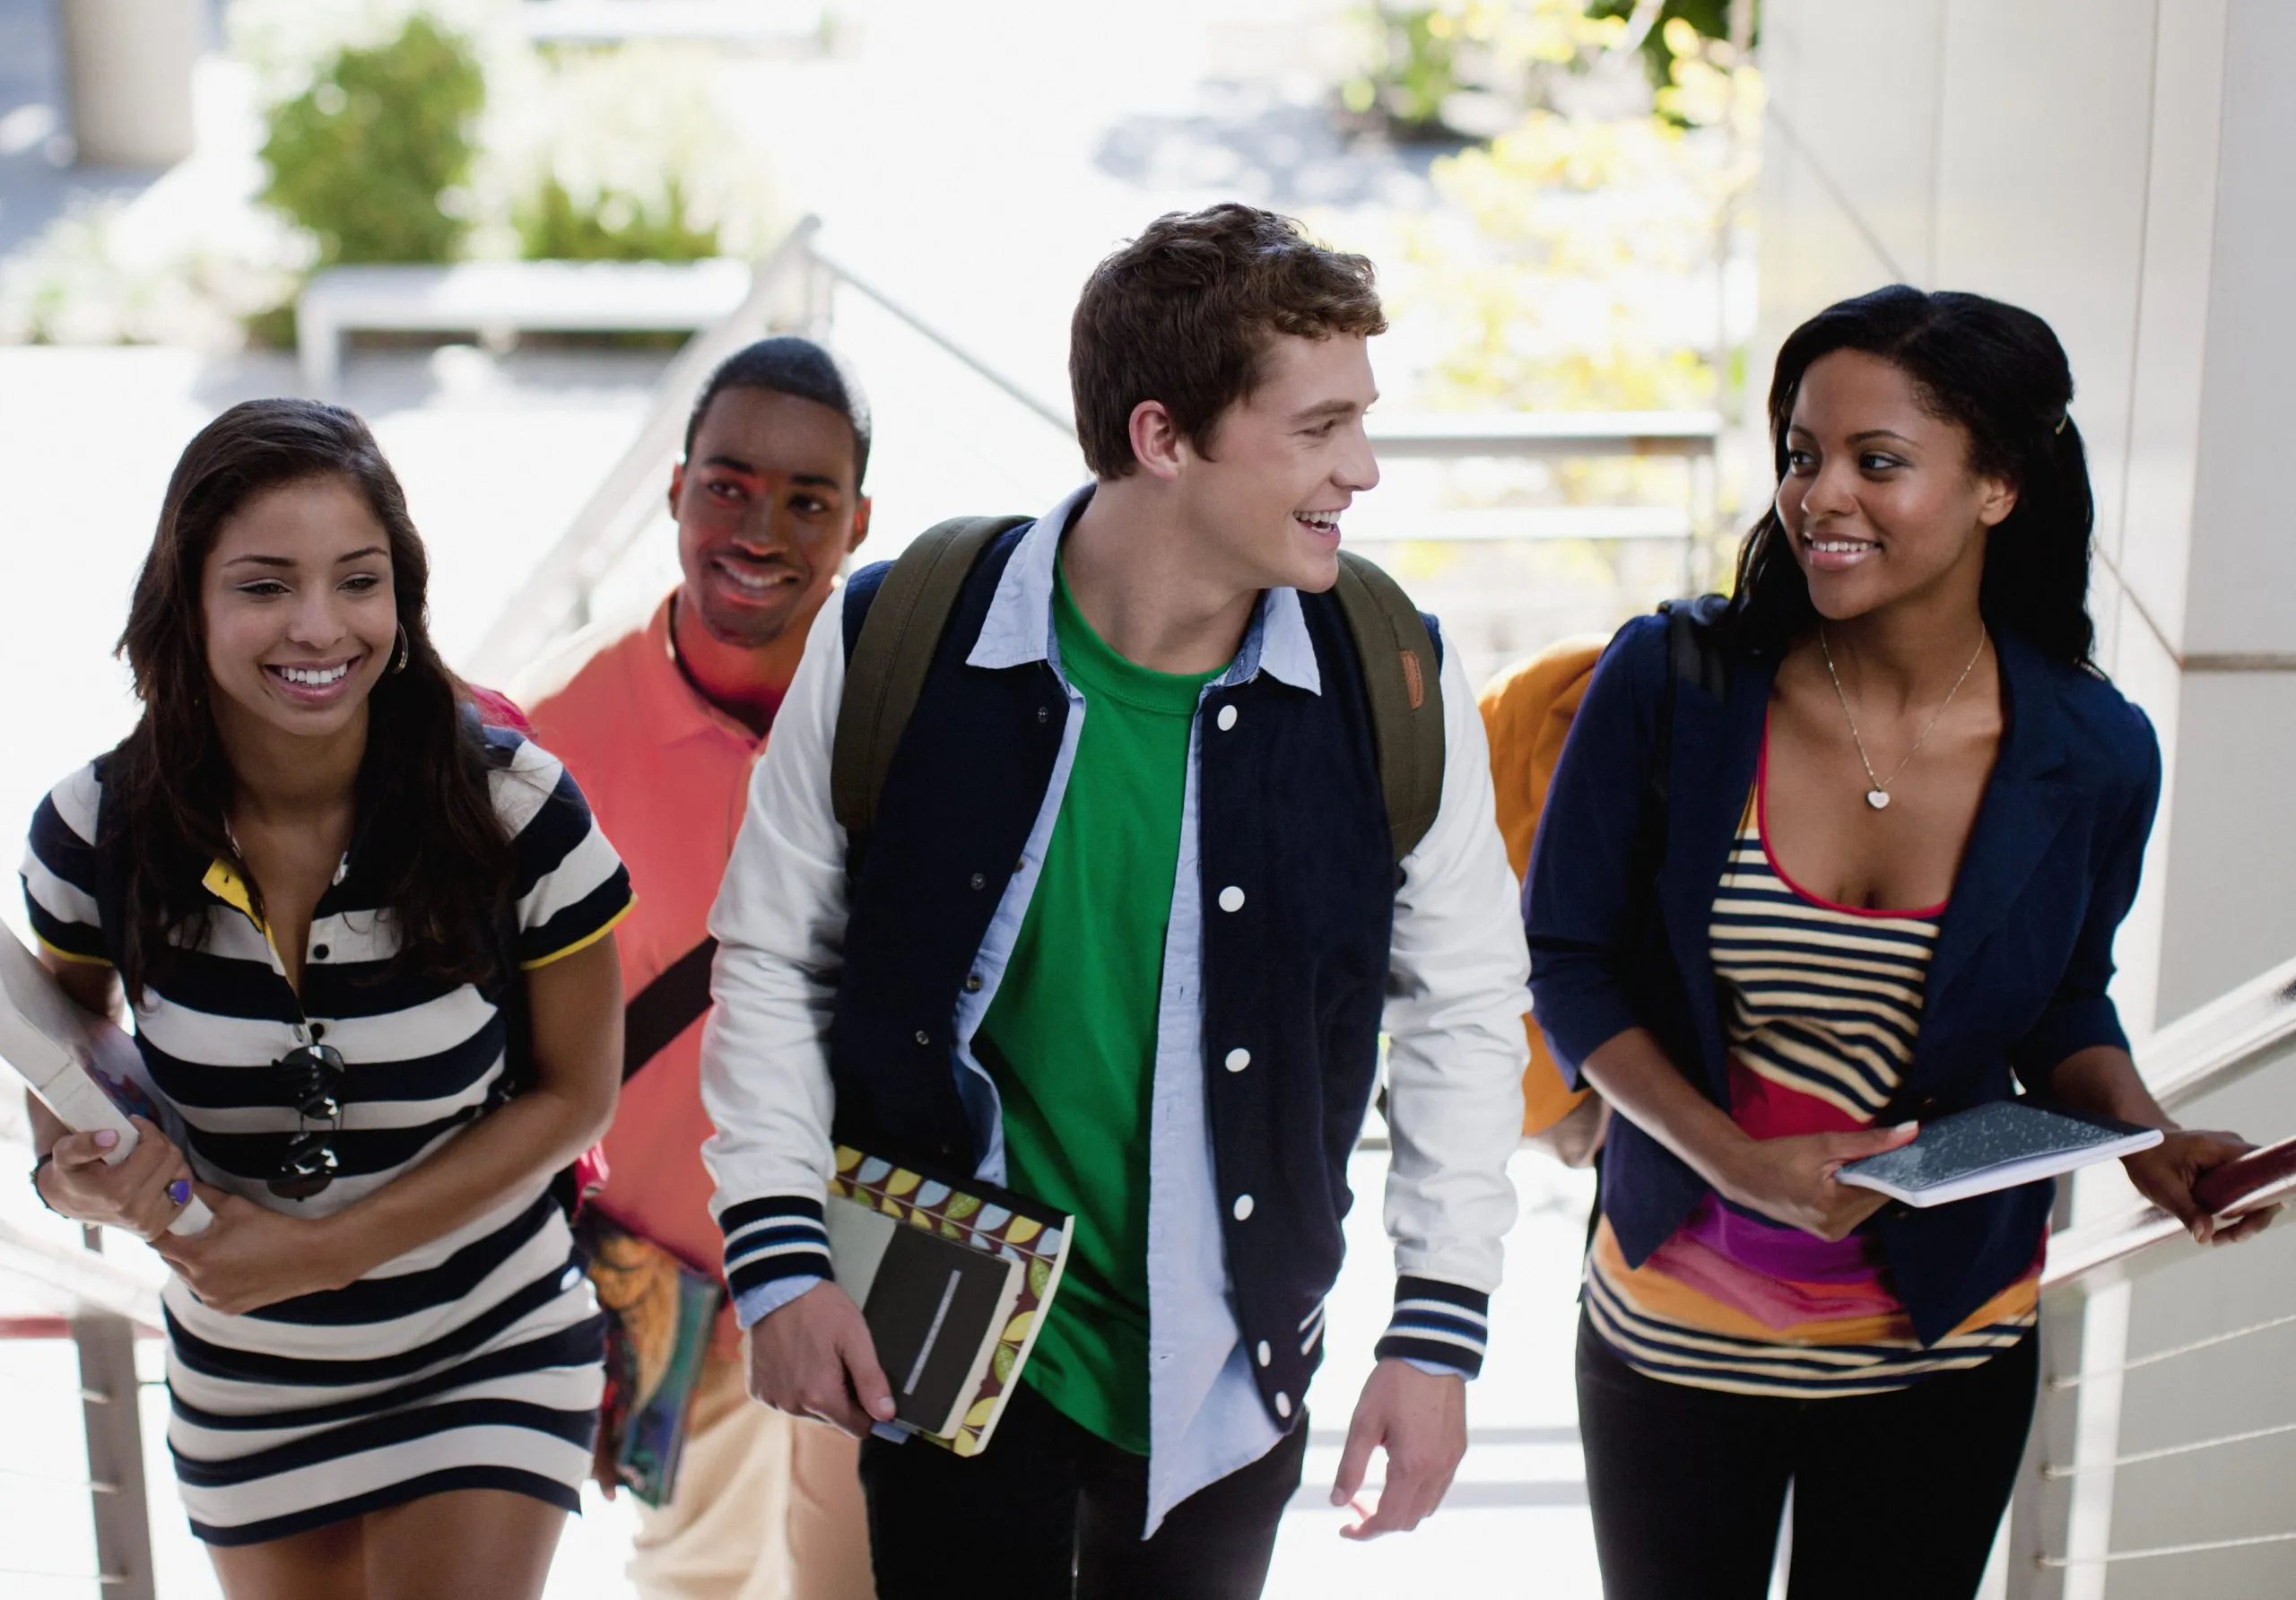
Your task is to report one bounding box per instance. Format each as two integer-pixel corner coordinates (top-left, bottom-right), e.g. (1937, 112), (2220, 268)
(1758, 0), (2296, 1023)
(1756, 4), (2296, 1594)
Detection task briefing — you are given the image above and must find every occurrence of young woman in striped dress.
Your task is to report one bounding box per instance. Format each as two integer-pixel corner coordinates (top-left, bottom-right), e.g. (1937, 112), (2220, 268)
(1526, 288), (2276, 1598)
(24, 399), (633, 1597)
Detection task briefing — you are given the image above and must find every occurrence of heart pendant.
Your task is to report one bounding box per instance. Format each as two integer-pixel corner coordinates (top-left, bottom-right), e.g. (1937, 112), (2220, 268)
(1866, 788), (1892, 811)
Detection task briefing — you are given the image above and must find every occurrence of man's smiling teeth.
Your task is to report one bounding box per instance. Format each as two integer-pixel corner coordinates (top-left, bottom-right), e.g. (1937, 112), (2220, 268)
(1295, 512), (1339, 532)
(276, 664), (349, 686)
(715, 558), (788, 592)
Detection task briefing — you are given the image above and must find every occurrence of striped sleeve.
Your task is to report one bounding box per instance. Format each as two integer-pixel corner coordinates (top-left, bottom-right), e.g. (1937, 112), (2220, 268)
(1373, 1274), (1491, 1378)
(720, 1195), (834, 1305)
(484, 730), (634, 970)
(21, 764), (112, 966)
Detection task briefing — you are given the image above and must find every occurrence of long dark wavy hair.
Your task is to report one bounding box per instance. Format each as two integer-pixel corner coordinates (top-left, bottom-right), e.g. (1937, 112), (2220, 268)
(106, 399), (512, 1001)
(1729, 285), (2097, 664)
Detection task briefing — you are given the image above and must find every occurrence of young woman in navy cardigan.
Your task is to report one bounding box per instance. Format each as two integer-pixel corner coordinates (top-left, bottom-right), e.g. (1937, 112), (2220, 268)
(1526, 286), (2276, 1599)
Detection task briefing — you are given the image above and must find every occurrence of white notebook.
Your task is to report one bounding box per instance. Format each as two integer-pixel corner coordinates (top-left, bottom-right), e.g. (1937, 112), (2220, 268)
(1836, 1100), (2162, 1208)
(0, 926), (211, 1233)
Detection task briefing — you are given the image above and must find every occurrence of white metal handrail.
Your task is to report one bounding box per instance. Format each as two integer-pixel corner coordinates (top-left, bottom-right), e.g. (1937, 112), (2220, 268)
(1365, 411), (1720, 459)
(2036, 952), (2296, 1292)
(2133, 955), (2296, 1113)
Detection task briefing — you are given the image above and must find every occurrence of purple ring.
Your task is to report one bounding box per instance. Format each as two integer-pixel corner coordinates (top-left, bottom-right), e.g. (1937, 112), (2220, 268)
(168, 1179), (191, 1206)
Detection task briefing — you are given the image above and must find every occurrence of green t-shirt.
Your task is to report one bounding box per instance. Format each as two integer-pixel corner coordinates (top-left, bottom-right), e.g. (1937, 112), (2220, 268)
(973, 562), (1227, 1454)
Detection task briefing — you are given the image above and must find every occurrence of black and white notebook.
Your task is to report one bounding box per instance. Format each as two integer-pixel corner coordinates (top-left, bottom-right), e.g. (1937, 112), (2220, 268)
(1836, 1101), (2162, 1208)
(823, 1146), (1070, 1455)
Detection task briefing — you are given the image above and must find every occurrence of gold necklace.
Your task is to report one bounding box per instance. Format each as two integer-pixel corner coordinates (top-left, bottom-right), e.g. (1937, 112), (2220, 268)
(1818, 627), (1988, 811)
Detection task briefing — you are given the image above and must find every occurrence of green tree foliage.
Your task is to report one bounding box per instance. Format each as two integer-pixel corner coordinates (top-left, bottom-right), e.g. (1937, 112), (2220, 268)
(259, 14), (485, 265)
(1344, 1), (1622, 139)
(1587, 0), (1756, 92)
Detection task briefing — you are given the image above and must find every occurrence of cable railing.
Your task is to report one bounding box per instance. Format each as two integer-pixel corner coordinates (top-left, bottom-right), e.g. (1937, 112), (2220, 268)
(2008, 952), (2296, 1596)
(0, 1219), (161, 1597)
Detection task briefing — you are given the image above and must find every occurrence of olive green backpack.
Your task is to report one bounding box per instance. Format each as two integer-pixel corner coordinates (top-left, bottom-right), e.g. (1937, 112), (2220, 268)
(831, 515), (1446, 865)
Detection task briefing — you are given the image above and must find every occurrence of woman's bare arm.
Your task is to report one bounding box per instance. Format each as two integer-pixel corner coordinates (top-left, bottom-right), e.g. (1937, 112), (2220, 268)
(28, 953), (195, 1236)
(158, 935), (623, 1310)
(1580, 1025), (1918, 1241)
(2049, 1044), (2276, 1245)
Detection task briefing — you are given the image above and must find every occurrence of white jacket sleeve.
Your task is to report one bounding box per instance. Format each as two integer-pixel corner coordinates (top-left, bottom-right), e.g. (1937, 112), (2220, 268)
(1374, 639), (1529, 1371)
(700, 596), (851, 1321)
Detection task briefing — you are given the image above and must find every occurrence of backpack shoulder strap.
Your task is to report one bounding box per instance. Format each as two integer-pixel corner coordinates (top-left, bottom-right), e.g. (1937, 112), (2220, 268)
(1333, 551), (1447, 866)
(1638, 594), (1733, 878)
(831, 515), (1031, 847)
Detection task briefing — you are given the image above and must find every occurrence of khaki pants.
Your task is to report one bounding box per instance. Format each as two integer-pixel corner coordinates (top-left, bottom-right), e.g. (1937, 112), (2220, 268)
(630, 1346), (875, 1600)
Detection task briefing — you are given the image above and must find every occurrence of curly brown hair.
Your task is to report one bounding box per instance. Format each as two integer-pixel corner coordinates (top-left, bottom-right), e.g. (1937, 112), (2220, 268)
(107, 398), (513, 1001)
(1069, 204), (1387, 478)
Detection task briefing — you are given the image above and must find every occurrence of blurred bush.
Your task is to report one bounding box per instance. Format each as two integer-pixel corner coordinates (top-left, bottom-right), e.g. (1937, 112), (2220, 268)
(258, 13), (486, 265)
(505, 44), (768, 264)
(1365, 0), (1761, 417)
(515, 175), (720, 263)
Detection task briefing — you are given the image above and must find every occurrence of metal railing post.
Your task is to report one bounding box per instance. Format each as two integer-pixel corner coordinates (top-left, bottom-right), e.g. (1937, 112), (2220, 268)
(2007, 1198), (2083, 1600)
(72, 1228), (154, 1600)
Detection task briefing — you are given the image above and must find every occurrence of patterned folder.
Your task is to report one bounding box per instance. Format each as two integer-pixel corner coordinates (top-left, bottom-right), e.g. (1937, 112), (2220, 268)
(827, 1145), (1071, 1457)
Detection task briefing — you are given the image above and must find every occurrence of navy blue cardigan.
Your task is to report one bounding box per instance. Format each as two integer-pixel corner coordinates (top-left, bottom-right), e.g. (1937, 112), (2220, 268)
(1525, 613), (2161, 1344)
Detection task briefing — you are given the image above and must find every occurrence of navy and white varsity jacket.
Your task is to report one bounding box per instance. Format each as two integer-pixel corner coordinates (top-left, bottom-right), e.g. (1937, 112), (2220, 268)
(699, 486), (1527, 1527)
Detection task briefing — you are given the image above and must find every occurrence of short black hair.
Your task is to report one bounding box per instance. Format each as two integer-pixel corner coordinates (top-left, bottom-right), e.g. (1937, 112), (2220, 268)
(682, 335), (873, 489)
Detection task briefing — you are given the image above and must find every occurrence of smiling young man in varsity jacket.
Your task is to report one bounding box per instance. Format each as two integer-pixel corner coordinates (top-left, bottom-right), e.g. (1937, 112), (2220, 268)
(698, 204), (1528, 1598)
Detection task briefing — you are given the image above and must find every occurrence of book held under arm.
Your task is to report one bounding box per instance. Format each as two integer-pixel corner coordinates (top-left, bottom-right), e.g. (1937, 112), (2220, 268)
(824, 1145), (1070, 1456)
(1836, 1100), (2163, 1208)
(0, 926), (212, 1235)
(578, 1212), (720, 1507)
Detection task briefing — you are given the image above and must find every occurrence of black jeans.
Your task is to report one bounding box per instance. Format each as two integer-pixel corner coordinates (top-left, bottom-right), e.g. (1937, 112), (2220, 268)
(858, 1380), (1308, 1600)
(1577, 1312), (2039, 1600)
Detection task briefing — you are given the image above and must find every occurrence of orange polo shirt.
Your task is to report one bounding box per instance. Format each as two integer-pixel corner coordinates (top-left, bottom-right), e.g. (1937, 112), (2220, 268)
(515, 592), (770, 1286)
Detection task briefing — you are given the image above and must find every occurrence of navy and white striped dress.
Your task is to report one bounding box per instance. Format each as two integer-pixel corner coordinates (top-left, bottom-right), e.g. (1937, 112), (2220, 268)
(21, 726), (633, 1546)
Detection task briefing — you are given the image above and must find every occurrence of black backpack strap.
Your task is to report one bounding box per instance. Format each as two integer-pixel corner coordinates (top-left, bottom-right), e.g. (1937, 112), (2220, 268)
(1333, 551), (1447, 866)
(1632, 595), (1733, 904)
(831, 515), (1031, 847)
(622, 935), (718, 1082)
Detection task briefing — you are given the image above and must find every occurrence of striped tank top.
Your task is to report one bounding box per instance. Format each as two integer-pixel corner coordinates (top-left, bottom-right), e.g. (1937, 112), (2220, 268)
(1584, 736), (2039, 1397)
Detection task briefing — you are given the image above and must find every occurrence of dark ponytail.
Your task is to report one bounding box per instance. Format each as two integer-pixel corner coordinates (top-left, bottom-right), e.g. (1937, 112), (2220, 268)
(1729, 285), (2096, 665)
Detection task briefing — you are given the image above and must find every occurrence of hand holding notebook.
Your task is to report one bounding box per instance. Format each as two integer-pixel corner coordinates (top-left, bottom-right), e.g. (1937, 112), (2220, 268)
(1836, 1100), (2163, 1208)
(822, 1146), (1070, 1455)
(0, 927), (212, 1235)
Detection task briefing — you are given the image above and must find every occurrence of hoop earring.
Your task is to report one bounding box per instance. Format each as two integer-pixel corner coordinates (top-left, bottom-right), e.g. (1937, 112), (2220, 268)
(391, 624), (411, 674)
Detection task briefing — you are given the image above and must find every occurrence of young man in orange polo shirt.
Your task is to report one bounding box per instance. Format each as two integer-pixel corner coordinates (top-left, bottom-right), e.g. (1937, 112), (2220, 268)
(517, 338), (877, 1600)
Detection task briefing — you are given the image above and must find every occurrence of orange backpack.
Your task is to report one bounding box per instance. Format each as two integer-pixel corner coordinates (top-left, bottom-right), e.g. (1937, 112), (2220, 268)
(1479, 639), (1608, 1155)
(1481, 597), (1731, 1165)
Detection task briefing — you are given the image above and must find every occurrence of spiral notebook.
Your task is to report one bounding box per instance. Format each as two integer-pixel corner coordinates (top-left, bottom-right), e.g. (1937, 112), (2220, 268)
(1836, 1101), (2162, 1208)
